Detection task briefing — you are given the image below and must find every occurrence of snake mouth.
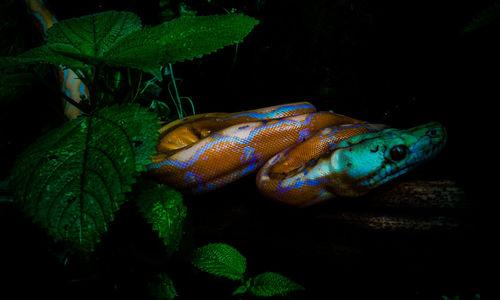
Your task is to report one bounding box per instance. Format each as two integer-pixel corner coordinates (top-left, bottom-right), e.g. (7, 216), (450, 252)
(360, 162), (413, 189)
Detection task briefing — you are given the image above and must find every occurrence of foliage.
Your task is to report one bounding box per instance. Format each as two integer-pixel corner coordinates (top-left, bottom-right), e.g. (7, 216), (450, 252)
(0, 9), (257, 118)
(464, 2), (500, 32)
(8, 104), (159, 252)
(192, 243), (304, 297)
(192, 243), (247, 280)
(5, 7), (258, 253)
(248, 272), (305, 297)
(0, 11), (259, 75)
(136, 184), (187, 256)
(149, 273), (178, 300)
(0, 3), (301, 299)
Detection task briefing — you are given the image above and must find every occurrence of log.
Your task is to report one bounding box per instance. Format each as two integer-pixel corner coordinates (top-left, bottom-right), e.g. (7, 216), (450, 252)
(315, 179), (469, 231)
(367, 179), (469, 209)
(189, 179), (470, 240)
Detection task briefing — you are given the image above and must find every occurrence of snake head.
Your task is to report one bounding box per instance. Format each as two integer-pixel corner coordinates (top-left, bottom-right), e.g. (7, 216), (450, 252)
(326, 122), (447, 197)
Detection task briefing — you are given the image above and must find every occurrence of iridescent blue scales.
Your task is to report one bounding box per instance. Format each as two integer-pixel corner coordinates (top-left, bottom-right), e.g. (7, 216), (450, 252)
(148, 102), (446, 206)
(25, 0), (89, 119)
(256, 121), (446, 206)
(23, 1), (447, 205)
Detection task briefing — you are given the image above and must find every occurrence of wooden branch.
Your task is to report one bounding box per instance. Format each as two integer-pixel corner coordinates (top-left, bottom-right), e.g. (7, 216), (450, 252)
(314, 179), (470, 231)
(189, 179), (469, 240)
(367, 179), (468, 209)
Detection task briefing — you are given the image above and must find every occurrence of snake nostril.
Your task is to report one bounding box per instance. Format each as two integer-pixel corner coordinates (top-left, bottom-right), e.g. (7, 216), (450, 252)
(428, 129), (438, 136)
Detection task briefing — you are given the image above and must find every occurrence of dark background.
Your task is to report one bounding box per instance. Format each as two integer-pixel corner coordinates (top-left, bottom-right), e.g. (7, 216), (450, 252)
(1, 0), (490, 299)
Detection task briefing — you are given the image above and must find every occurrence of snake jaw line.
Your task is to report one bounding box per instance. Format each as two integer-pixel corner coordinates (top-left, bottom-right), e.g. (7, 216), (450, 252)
(327, 122), (447, 197)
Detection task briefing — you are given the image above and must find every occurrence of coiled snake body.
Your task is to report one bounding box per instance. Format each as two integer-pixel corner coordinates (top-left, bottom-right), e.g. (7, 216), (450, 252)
(24, 1), (446, 207)
(148, 102), (446, 207)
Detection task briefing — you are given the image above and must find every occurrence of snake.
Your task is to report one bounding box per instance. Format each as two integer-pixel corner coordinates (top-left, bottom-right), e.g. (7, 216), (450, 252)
(25, 0), (89, 119)
(25, 2), (447, 207)
(147, 102), (446, 207)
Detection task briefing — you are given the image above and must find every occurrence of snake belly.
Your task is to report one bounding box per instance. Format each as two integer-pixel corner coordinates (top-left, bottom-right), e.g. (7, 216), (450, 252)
(148, 102), (447, 206)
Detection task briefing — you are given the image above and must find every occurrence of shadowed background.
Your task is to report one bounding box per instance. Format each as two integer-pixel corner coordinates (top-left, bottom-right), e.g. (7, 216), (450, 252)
(1, 0), (490, 299)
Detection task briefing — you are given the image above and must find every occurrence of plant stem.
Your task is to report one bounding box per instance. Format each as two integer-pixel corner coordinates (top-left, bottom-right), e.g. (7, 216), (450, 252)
(36, 71), (89, 115)
(168, 64), (183, 118)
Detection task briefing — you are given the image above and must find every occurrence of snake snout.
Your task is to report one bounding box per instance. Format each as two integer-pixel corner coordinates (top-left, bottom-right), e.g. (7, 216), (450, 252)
(424, 121), (446, 140)
(411, 122), (447, 160)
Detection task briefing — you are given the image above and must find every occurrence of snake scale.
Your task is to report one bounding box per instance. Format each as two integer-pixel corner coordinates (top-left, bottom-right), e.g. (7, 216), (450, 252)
(25, 0), (89, 119)
(147, 102), (446, 206)
(26, 1), (447, 207)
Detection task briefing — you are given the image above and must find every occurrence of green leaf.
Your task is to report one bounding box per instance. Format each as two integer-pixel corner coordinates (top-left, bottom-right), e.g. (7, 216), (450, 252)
(249, 272), (305, 297)
(97, 104), (159, 172)
(149, 273), (178, 300)
(104, 13), (259, 69)
(0, 45), (84, 70)
(46, 11), (142, 54)
(149, 13), (259, 64)
(97, 25), (165, 72)
(0, 11), (258, 75)
(8, 104), (159, 252)
(191, 243), (247, 280)
(232, 282), (250, 296)
(136, 184), (186, 256)
(46, 11), (149, 69)
(0, 11), (142, 70)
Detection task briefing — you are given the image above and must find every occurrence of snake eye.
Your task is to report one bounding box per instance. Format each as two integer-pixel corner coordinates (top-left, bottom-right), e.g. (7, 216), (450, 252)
(390, 145), (408, 161)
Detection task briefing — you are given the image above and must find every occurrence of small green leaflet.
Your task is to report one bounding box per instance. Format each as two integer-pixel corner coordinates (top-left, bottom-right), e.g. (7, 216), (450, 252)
(8, 104), (159, 252)
(0, 11), (259, 73)
(249, 272), (305, 297)
(149, 273), (178, 300)
(192, 243), (305, 297)
(192, 243), (247, 280)
(136, 184), (187, 256)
